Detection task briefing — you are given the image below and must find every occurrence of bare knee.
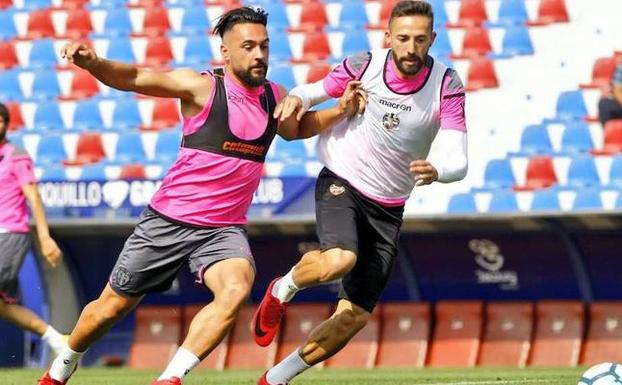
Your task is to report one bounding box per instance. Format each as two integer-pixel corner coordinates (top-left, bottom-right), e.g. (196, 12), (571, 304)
(214, 281), (251, 318)
(319, 249), (356, 282)
(90, 288), (137, 323)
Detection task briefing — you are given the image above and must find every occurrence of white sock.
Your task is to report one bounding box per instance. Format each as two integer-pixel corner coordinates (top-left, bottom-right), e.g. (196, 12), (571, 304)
(41, 326), (67, 355)
(272, 268), (299, 303)
(49, 346), (84, 381)
(266, 349), (310, 385)
(158, 347), (200, 380)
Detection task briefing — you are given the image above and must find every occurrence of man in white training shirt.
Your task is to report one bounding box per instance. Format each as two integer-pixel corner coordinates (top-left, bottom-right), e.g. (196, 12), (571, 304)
(252, 2), (468, 384)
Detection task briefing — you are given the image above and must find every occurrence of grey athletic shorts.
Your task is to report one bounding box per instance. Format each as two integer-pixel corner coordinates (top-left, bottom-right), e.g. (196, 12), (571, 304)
(0, 233), (31, 304)
(109, 207), (255, 297)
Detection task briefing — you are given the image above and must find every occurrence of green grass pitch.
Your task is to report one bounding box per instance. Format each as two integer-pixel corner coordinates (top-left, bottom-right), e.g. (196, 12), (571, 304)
(0, 367), (586, 385)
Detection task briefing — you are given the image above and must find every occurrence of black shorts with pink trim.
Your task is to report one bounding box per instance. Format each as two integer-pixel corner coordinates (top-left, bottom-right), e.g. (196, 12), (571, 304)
(0, 232), (31, 304)
(109, 207), (255, 297)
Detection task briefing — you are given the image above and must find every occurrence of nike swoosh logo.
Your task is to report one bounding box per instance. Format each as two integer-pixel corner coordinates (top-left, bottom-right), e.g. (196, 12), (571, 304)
(254, 308), (268, 338)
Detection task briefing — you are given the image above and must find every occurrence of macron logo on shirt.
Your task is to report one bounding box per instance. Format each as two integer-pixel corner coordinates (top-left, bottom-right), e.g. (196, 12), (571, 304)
(379, 99), (412, 112)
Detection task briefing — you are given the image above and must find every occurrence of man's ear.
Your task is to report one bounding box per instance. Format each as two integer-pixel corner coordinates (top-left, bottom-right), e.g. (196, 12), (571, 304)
(220, 43), (229, 63)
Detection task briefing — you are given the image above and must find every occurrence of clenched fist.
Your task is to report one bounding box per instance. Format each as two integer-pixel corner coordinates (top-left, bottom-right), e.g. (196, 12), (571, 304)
(60, 42), (99, 70)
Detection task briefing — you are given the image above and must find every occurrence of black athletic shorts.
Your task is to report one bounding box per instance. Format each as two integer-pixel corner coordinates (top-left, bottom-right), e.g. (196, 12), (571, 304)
(315, 168), (404, 313)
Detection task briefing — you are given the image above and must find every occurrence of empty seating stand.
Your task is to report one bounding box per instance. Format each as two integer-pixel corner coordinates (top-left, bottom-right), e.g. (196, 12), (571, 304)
(276, 303), (331, 364)
(581, 301), (622, 365)
(128, 305), (182, 369)
(325, 308), (381, 368)
(226, 305), (277, 369)
(376, 303), (430, 368)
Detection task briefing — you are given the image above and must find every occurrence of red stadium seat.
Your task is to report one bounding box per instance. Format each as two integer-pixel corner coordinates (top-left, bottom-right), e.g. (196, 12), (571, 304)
(56, 0), (89, 9)
(71, 132), (106, 164)
(514, 156), (557, 191)
(226, 305), (277, 369)
(144, 36), (173, 66)
(306, 61), (332, 83)
(592, 119), (622, 155)
(453, 27), (492, 59)
(325, 308), (380, 368)
(120, 164), (146, 180)
(0, 0), (12, 9)
(0, 41), (18, 70)
(276, 303), (331, 363)
(529, 0), (569, 25)
(296, 2), (328, 32)
(580, 57), (618, 89)
(528, 300), (584, 367)
(140, 7), (171, 37)
(64, 9), (93, 39)
(61, 70), (100, 100)
(376, 303), (430, 368)
(26, 10), (56, 39)
(581, 302), (622, 365)
(465, 58), (499, 91)
(128, 305), (183, 369)
(427, 301), (483, 368)
(369, 0), (399, 29)
(449, 0), (488, 28)
(130, 0), (163, 7)
(183, 304), (229, 370)
(6, 102), (24, 131)
(478, 302), (534, 367)
(295, 31), (331, 63)
(143, 99), (180, 131)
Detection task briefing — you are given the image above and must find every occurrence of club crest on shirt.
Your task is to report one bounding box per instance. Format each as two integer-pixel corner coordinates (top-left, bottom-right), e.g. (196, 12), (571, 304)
(382, 112), (400, 131)
(329, 183), (345, 196)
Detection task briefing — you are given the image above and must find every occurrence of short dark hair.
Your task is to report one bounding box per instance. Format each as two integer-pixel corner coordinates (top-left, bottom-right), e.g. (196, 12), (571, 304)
(213, 6), (268, 38)
(389, 0), (434, 27)
(0, 102), (9, 126)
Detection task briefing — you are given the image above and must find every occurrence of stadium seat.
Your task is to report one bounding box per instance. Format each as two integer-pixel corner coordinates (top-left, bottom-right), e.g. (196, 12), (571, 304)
(130, 0), (163, 7)
(428, 0), (449, 28)
(79, 162), (108, 181)
(566, 156), (600, 188)
(580, 56), (618, 89)
(178, 6), (210, 35)
(154, 130), (181, 162)
(180, 35), (213, 67)
(297, 2), (328, 32)
(26, 9), (56, 39)
(114, 132), (146, 163)
(105, 37), (136, 63)
(608, 155), (622, 188)
(429, 28), (453, 60)
(21, 0), (51, 10)
(31, 70), (61, 101)
(269, 30), (292, 62)
(64, 9), (93, 39)
(63, 70), (100, 100)
(120, 163), (146, 180)
(296, 31), (331, 62)
(338, 1), (369, 30)
(514, 156), (557, 191)
(572, 189), (603, 210)
(560, 122), (593, 154)
(325, 308), (380, 368)
(0, 0), (12, 10)
(556, 90), (587, 121)
(0, 41), (18, 70)
(498, 26), (534, 57)
(143, 36), (174, 66)
(376, 303), (430, 368)
(139, 7), (171, 37)
(450, 0), (488, 28)
(32, 101), (64, 131)
(28, 39), (58, 69)
(530, 0), (569, 25)
(128, 305), (182, 369)
(260, 2), (289, 31)
(371, 0), (399, 29)
(57, 0), (89, 9)
(6, 102), (24, 131)
(99, 8), (133, 37)
(529, 301), (584, 367)
(276, 303), (331, 363)
(519, 124), (552, 155)
(146, 99), (180, 131)
(581, 302), (622, 365)
(0, 11), (17, 41)
(427, 301), (483, 367)
(530, 188), (561, 211)
(73, 132), (106, 164)
(478, 302), (533, 367)
(72, 99), (103, 131)
(594, 119), (622, 155)
(489, 0), (529, 27)
(39, 165), (67, 182)
(226, 305), (277, 369)
(447, 192), (477, 213)
(111, 99), (142, 130)
(340, 29), (371, 59)
(306, 61), (332, 83)
(454, 27), (492, 59)
(183, 304), (229, 370)
(488, 190), (519, 212)
(483, 158), (515, 189)
(268, 65), (296, 91)
(88, 0), (126, 8)
(36, 134), (66, 164)
(465, 58), (498, 91)
(0, 70), (22, 101)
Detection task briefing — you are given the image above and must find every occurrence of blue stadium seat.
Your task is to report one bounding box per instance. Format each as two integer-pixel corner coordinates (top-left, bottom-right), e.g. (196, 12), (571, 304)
(31, 70), (60, 100)
(608, 155), (622, 188)
(105, 37), (136, 63)
(572, 189), (603, 210)
(39, 165), (67, 182)
(0, 70), (23, 101)
(340, 29), (371, 59)
(0, 10), (17, 40)
(560, 122), (593, 154)
(519, 124), (552, 154)
(98, 8), (133, 37)
(447, 192), (477, 213)
(483, 158), (515, 189)
(154, 130), (181, 162)
(20, 0), (51, 10)
(28, 39), (57, 69)
(567, 156), (600, 188)
(429, 0), (449, 27)
(79, 162), (108, 181)
(530, 188), (560, 211)
(111, 99), (142, 130)
(489, 0), (529, 26)
(73, 99), (103, 131)
(181, 35), (213, 67)
(253, 2), (289, 30)
(498, 26), (533, 57)
(273, 136), (307, 160)
(88, 0), (126, 9)
(338, 1), (369, 30)
(556, 90), (587, 121)
(429, 28), (453, 61)
(7, 132), (24, 148)
(178, 6), (210, 35)
(165, 0), (204, 5)
(268, 65), (296, 90)
(114, 132), (146, 163)
(32, 102), (64, 131)
(488, 190), (519, 212)
(36, 135), (66, 164)
(269, 30), (292, 62)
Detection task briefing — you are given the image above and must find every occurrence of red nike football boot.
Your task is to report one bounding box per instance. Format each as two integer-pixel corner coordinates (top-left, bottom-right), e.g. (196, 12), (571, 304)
(252, 277), (286, 346)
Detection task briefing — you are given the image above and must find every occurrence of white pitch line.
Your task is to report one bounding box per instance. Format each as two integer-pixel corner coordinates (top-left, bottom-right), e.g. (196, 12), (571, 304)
(420, 379), (557, 385)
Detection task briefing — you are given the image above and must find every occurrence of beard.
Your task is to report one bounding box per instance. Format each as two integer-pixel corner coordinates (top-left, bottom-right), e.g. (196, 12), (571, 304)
(233, 63), (268, 88)
(392, 50), (425, 76)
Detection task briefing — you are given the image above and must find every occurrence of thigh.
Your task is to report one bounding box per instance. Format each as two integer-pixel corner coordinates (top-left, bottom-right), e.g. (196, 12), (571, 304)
(0, 233), (30, 304)
(203, 257), (255, 296)
(315, 168), (359, 254)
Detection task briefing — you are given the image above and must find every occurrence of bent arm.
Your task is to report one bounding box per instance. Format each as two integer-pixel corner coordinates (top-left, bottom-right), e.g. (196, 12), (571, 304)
(429, 130), (468, 183)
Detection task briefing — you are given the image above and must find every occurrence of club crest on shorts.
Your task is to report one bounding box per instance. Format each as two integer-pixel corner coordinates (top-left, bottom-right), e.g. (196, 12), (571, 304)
(114, 267), (132, 287)
(382, 112), (400, 131)
(329, 183), (345, 196)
